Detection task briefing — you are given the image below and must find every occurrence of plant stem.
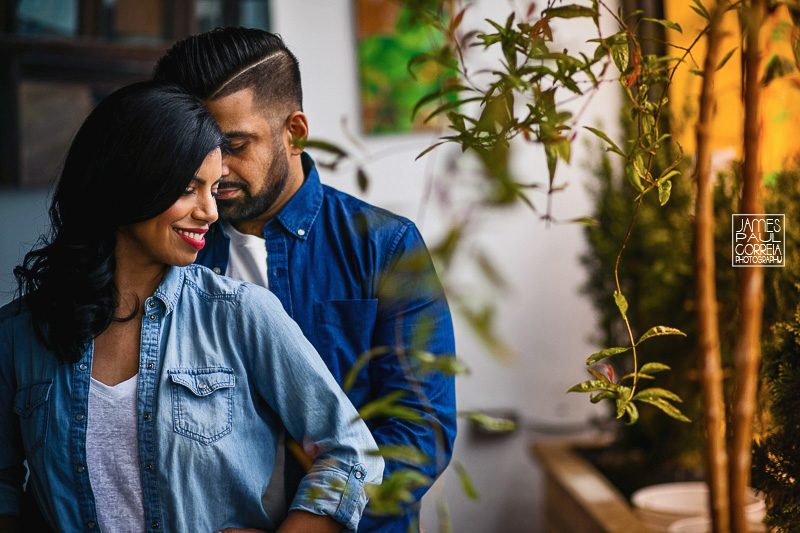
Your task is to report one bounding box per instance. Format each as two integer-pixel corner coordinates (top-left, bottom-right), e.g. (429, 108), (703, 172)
(730, 0), (765, 531)
(693, 2), (730, 532)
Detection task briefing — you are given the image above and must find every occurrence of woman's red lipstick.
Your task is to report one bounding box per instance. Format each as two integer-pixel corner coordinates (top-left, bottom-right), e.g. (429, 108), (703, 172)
(174, 227), (208, 250)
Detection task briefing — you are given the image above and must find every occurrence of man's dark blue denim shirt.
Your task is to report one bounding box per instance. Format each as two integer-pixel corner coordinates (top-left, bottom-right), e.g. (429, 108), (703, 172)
(196, 153), (457, 532)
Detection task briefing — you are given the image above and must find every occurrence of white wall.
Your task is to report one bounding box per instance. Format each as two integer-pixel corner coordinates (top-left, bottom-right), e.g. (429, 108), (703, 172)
(0, 2), (620, 530)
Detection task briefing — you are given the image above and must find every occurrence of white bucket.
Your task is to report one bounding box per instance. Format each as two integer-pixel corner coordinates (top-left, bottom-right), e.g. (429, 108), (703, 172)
(631, 482), (765, 533)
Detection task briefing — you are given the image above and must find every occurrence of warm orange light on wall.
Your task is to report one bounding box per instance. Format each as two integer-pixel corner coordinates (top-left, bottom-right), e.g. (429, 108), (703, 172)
(664, 1), (800, 180)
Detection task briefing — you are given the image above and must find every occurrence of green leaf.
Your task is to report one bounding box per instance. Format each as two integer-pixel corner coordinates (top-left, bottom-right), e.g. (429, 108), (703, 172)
(586, 346), (630, 365)
(613, 291), (628, 318)
(461, 411), (517, 433)
(637, 325), (686, 345)
(412, 84), (472, 119)
(716, 47), (738, 71)
(641, 18), (682, 33)
(658, 180), (672, 206)
(370, 445), (431, 466)
(640, 362), (671, 374)
(610, 33), (629, 72)
(542, 5), (596, 19)
(424, 97), (483, 124)
(299, 139), (347, 157)
(365, 469), (433, 514)
(590, 391), (615, 403)
(357, 168), (368, 193)
(625, 162), (644, 192)
(410, 350), (470, 376)
(584, 126), (624, 156)
(691, 0), (711, 20)
(356, 391), (425, 423)
(638, 398), (692, 422)
(570, 216), (599, 226)
(567, 379), (616, 394)
(633, 387), (683, 403)
(342, 346), (393, 392)
(689, 68), (705, 77)
(453, 462), (480, 500)
(615, 396), (628, 419)
(625, 402), (639, 425)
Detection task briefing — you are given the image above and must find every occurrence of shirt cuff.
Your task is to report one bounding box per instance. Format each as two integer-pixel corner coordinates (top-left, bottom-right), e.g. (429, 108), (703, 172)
(288, 462), (370, 532)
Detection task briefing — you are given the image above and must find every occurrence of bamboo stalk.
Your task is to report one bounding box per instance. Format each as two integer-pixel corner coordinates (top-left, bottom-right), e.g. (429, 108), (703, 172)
(730, 1), (766, 531)
(693, 2), (729, 532)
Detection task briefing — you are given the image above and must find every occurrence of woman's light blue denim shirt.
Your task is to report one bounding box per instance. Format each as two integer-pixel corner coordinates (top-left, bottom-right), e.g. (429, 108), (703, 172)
(0, 264), (382, 532)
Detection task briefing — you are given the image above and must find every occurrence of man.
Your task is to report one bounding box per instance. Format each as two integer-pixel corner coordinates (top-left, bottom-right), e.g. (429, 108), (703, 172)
(153, 27), (456, 532)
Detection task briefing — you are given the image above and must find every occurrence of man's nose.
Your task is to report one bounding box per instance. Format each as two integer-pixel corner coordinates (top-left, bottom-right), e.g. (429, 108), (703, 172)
(221, 155), (231, 177)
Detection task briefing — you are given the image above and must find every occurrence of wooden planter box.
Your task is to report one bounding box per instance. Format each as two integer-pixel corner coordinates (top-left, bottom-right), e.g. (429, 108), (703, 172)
(532, 438), (652, 533)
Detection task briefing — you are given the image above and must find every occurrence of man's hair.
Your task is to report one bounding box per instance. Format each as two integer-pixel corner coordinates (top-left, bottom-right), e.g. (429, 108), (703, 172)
(153, 27), (303, 120)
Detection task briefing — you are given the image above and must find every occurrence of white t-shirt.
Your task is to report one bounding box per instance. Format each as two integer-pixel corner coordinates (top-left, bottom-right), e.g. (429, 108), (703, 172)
(86, 373), (145, 533)
(221, 220), (286, 523)
(222, 221), (269, 289)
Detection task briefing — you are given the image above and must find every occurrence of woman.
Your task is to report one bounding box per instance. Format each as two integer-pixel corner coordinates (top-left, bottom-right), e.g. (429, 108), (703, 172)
(0, 82), (381, 533)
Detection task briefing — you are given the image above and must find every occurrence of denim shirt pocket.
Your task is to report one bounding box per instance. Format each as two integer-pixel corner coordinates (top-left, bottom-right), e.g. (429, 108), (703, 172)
(13, 380), (53, 458)
(314, 300), (378, 383)
(168, 367), (235, 445)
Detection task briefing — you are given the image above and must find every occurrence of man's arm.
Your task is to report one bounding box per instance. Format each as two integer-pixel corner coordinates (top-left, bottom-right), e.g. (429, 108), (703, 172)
(364, 223), (457, 521)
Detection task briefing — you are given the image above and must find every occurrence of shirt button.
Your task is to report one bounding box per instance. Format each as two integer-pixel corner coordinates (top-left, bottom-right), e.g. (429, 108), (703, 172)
(145, 464), (153, 471)
(297, 229), (306, 236)
(152, 521), (160, 529)
(148, 301), (155, 308)
(143, 413), (151, 421)
(148, 314), (156, 321)
(147, 363), (154, 370)
(79, 363), (88, 371)
(212, 267), (222, 274)
(77, 465), (85, 473)
(198, 383), (207, 390)
(355, 470), (363, 479)
(88, 521), (96, 529)
(75, 414), (84, 421)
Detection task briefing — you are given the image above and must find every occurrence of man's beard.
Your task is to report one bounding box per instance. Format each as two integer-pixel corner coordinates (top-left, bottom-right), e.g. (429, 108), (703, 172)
(217, 138), (290, 223)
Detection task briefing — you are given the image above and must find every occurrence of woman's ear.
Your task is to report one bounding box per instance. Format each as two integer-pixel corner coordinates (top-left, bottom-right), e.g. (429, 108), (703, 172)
(286, 112), (309, 155)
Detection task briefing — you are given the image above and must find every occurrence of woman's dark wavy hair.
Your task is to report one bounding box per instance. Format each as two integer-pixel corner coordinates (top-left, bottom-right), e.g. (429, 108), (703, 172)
(14, 81), (224, 363)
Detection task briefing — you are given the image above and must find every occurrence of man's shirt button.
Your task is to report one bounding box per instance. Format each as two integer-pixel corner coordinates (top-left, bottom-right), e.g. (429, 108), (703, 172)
(355, 471), (363, 479)
(77, 465), (85, 473)
(152, 522), (160, 529)
(88, 522), (96, 529)
(212, 267), (222, 274)
(79, 363), (87, 371)
(297, 229), (306, 236)
(147, 363), (154, 370)
(75, 414), (84, 421)
(143, 413), (151, 421)
(148, 314), (156, 321)
(145, 464), (153, 471)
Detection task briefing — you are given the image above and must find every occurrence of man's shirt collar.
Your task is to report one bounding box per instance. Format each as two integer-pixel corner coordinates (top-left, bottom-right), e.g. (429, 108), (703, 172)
(270, 152), (322, 240)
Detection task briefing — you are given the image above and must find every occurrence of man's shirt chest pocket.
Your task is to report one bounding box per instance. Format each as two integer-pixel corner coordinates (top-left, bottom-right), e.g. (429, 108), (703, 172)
(168, 368), (235, 445)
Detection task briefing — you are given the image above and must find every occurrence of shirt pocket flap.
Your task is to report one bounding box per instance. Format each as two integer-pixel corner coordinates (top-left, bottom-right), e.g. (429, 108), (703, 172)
(168, 369), (235, 397)
(13, 380), (53, 417)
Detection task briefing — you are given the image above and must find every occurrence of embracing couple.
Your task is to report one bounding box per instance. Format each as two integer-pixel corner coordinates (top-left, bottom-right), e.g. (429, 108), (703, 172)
(0, 28), (456, 533)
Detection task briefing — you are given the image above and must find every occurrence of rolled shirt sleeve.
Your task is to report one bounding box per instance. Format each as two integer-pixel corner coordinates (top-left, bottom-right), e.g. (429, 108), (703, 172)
(235, 284), (383, 531)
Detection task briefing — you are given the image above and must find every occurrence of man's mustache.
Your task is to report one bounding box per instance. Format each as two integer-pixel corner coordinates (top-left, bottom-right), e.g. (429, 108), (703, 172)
(218, 181), (246, 190)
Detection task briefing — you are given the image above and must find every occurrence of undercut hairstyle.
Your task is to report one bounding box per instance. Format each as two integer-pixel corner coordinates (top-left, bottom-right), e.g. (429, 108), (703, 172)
(14, 81), (224, 363)
(153, 27), (303, 126)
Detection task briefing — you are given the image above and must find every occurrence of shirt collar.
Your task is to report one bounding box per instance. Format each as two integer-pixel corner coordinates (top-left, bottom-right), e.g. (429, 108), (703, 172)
(272, 152), (323, 240)
(152, 265), (185, 314)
